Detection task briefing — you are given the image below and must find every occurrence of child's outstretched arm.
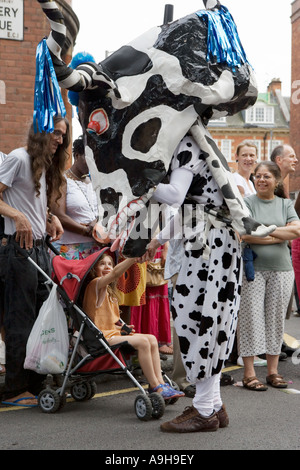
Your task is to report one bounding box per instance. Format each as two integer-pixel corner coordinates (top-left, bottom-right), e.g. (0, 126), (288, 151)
(95, 257), (141, 289)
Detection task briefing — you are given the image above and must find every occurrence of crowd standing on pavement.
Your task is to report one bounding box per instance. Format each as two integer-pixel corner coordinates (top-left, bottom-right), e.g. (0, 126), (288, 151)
(0, 121), (300, 435)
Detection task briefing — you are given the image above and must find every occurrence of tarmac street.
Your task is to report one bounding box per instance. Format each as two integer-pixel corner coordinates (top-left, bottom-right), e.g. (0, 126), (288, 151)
(0, 313), (299, 453)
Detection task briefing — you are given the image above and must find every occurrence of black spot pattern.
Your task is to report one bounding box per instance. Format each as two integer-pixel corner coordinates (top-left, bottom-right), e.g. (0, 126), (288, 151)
(171, 137), (242, 383)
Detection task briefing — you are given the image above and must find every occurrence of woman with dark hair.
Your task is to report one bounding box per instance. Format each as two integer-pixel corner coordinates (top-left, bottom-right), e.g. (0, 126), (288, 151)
(0, 115), (69, 407)
(238, 161), (300, 391)
(51, 135), (100, 260)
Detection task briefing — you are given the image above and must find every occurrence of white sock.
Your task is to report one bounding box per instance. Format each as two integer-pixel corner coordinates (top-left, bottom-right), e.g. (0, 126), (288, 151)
(213, 374), (222, 412)
(193, 373), (222, 416)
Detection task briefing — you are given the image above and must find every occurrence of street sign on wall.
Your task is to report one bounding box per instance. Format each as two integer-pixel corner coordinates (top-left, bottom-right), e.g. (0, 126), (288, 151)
(0, 0), (23, 41)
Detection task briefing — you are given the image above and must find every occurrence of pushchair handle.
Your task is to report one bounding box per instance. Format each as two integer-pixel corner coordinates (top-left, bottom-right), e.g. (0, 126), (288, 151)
(9, 236), (31, 258)
(45, 235), (60, 256)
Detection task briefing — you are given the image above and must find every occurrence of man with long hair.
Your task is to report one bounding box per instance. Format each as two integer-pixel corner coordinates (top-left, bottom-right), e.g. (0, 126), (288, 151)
(0, 115), (69, 407)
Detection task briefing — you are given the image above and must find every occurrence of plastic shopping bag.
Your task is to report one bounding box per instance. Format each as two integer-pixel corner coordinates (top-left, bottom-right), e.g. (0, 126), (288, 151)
(24, 284), (69, 374)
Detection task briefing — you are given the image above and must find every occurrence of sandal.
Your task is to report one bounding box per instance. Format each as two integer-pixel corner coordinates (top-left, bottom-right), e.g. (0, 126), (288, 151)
(266, 374), (288, 389)
(242, 376), (268, 391)
(159, 345), (173, 355)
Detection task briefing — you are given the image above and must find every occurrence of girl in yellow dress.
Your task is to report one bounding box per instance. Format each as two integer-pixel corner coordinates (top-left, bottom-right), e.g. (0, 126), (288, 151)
(83, 252), (184, 400)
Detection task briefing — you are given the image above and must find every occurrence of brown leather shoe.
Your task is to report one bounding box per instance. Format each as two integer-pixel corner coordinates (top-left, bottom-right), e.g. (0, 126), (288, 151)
(160, 406), (219, 433)
(217, 404), (229, 428)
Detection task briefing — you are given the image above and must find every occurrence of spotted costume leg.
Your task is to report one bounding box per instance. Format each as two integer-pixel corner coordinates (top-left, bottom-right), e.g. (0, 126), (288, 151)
(172, 227), (242, 383)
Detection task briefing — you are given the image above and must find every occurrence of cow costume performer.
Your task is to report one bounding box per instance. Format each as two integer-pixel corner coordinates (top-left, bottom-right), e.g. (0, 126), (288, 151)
(36, 0), (275, 256)
(36, 0), (277, 431)
(145, 132), (242, 431)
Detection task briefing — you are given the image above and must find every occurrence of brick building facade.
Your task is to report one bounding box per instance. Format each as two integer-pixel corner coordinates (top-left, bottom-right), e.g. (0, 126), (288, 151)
(0, 0), (78, 155)
(208, 78), (290, 174)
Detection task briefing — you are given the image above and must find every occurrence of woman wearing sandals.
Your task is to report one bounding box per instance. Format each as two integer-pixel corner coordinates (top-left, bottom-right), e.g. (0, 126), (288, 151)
(238, 161), (300, 391)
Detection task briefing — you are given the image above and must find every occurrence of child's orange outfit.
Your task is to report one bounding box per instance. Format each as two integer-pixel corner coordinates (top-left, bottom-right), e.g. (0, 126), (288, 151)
(83, 278), (121, 340)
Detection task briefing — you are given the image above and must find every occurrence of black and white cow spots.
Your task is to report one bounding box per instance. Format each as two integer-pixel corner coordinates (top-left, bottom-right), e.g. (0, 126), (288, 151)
(168, 136), (242, 382)
(173, 229), (242, 382)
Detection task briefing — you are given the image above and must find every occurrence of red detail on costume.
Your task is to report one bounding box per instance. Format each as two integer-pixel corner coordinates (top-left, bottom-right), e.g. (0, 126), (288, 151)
(88, 120), (101, 133)
(87, 108), (109, 135)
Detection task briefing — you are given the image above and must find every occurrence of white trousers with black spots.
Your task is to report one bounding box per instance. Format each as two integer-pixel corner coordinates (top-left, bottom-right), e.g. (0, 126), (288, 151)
(173, 227), (242, 384)
(237, 270), (294, 357)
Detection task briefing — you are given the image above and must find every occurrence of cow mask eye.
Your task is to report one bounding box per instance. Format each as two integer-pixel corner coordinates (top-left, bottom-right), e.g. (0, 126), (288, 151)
(131, 118), (162, 153)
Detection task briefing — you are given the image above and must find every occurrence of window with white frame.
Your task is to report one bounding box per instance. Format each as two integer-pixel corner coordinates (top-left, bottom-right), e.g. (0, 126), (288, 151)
(245, 103), (274, 125)
(221, 139), (232, 161)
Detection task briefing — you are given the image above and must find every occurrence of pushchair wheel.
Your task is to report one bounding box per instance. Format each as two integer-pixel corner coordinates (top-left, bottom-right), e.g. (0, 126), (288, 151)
(70, 382), (93, 401)
(149, 392), (165, 419)
(134, 394), (152, 421)
(89, 381), (97, 398)
(38, 388), (63, 413)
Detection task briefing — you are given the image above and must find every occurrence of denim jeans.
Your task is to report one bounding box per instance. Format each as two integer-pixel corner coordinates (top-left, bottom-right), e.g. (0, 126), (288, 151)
(0, 238), (51, 399)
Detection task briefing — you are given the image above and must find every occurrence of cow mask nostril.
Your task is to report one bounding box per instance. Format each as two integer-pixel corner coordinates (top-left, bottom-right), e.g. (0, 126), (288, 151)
(122, 237), (149, 258)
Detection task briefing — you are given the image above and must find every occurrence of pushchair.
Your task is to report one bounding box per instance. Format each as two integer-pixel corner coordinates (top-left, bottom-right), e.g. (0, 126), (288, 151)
(18, 238), (177, 420)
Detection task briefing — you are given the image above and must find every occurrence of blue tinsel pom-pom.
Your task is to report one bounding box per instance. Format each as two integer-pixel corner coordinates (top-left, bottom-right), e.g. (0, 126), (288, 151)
(69, 51), (96, 69)
(196, 5), (250, 72)
(68, 52), (96, 106)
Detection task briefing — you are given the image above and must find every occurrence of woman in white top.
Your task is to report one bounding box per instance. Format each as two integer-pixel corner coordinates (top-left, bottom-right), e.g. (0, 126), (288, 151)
(51, 137), (100, 259)
(232, 141), (257, 198)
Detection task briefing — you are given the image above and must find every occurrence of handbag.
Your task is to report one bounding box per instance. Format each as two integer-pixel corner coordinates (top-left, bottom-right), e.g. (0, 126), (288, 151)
(24, 284), (69, 374)
(146, 259), (168, 287)
(242, 244), (257, 282)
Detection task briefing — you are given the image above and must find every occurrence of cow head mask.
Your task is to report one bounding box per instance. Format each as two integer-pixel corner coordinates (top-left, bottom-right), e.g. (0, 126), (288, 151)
(37, 1), (275, 257)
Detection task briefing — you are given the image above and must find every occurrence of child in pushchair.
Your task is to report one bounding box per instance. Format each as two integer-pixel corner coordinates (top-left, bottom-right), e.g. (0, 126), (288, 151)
(31, 242), (184, 420)
(82, 250), (184, 401)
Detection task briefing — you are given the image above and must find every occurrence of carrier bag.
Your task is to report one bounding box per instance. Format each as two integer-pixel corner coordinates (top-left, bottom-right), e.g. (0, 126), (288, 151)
(24, 284), (69, 374)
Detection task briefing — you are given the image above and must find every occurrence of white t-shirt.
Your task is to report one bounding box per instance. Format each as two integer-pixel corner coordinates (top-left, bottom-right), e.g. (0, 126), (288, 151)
(56, 176), (99, 245)
(0, 147), (47, 239)
(232, 172), (255, 198)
